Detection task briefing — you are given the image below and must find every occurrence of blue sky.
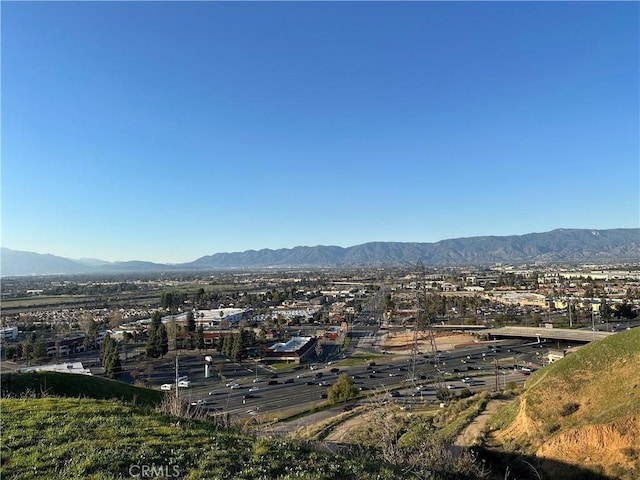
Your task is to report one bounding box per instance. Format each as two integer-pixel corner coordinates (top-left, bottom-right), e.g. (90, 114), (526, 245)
(2, 1), (638, 263)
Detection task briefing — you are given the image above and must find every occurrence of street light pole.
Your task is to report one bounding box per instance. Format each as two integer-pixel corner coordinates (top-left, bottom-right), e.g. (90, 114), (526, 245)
(175, 353), (179, 400)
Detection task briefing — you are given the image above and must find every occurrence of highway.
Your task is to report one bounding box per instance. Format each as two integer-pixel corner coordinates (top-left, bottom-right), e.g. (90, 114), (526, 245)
(171, 337), (545, 420)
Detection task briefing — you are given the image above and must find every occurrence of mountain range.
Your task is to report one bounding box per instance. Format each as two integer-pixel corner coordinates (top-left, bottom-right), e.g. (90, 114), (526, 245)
(1, 228), (638, 276)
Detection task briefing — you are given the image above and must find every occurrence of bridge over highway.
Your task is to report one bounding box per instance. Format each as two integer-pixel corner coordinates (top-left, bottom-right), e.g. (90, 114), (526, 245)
(486, 326), (615, 343)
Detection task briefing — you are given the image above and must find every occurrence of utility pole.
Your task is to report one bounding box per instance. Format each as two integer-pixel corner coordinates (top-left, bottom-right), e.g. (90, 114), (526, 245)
(416, 260), (448, 400)
(175, 354), (179, 400)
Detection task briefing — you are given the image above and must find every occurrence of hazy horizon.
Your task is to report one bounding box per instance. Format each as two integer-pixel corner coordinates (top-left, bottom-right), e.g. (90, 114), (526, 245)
(3, 226), (638, 265)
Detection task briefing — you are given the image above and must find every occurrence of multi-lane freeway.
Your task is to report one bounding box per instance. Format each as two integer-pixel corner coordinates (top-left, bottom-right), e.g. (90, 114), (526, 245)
(166, 336), (547, 420)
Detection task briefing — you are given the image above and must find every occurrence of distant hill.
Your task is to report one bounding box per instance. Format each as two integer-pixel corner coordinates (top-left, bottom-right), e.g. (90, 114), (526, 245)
(2, 228), (639, 275)
(0, 248), (178, 276)
(488, 327), (640, 480)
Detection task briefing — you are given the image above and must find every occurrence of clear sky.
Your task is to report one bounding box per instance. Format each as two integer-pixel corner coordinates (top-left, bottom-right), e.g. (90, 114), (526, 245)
(2, 1), (638, 263)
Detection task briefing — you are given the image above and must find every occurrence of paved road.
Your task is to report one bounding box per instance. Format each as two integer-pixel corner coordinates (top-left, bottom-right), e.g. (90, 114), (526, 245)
(170, 338), (541, 421)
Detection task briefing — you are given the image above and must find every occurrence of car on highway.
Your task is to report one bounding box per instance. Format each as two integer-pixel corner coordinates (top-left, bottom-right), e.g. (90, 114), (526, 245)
(446, 384), (456, 389)
(208, 390), (220, 396)
(178, 380), (191, 388)
(249, 386), (260, 392)
(253, 377), (263, 383)
(267, 380), (278, 385)
(160, 383), (173, 391)
(230, 383), (242, 389)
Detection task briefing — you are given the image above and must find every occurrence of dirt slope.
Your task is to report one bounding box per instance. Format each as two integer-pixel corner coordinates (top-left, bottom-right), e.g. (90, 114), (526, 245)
(492, 328), (640, 479)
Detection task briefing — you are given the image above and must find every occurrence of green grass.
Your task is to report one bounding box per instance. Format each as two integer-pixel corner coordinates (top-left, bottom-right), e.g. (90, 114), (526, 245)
(487, 397), (520, 431)
(335, 354), (387, 367)
(0, 397), (407, 480)
(431, 391), (492, 444)
(269, 362), (300, 370)
(1, 372), (163, 407)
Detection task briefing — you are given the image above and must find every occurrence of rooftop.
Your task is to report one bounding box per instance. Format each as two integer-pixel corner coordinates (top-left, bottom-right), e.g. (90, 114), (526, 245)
(268, 336), (313, 353)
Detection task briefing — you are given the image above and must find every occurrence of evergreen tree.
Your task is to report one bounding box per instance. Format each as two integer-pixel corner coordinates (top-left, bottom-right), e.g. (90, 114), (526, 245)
(100, 335), (122, 379)
(158, 322), (169, 358)
(145, 312), (163, 358)
(222, 334), (232, 357)
(196, 325), (205, 351)
(231, 332), (243, 361)
(187, 311), (196, 332)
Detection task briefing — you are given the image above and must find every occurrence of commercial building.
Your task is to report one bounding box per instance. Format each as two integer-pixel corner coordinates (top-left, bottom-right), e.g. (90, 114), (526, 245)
(264, 336), (317, 364)
(0, 326), (18, 341)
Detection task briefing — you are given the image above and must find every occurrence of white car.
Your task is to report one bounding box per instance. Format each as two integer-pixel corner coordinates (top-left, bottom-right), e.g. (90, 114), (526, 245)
(249, 386), (260, 393)
(447, 384), (456, 390)
(160, 383), (173, 391)
(178, 380), (191, 388)
(296, 374), (304, 379)
(253, 378), (263, 383)
(177, 376), (189, 382)
(230, 383), (242, 389)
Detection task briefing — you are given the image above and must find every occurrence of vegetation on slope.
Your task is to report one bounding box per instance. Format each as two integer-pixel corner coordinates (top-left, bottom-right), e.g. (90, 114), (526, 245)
(1, 371), (163, 407)
(488, 327), (640, 480)
(292, 393), (499, 479)
(1, 397), (405, 480)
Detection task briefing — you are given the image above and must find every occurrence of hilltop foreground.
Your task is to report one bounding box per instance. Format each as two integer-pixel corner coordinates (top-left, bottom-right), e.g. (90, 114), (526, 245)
(2, 330), (639, 479)
(1, 396), (404, 480)
(486, 327), (640, 480)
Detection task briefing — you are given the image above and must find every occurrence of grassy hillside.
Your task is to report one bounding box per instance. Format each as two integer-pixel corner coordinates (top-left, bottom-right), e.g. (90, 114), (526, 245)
(1, 396), (432, 480)
(0, 372), (163, 407)
(488, 327), (640, 480)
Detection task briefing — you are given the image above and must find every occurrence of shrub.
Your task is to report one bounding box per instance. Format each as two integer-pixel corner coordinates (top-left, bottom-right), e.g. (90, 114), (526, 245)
(559, 402), (580, 417)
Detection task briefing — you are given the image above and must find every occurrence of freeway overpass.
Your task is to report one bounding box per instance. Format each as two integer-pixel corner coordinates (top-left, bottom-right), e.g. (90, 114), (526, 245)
(486, 326), (615, 343)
